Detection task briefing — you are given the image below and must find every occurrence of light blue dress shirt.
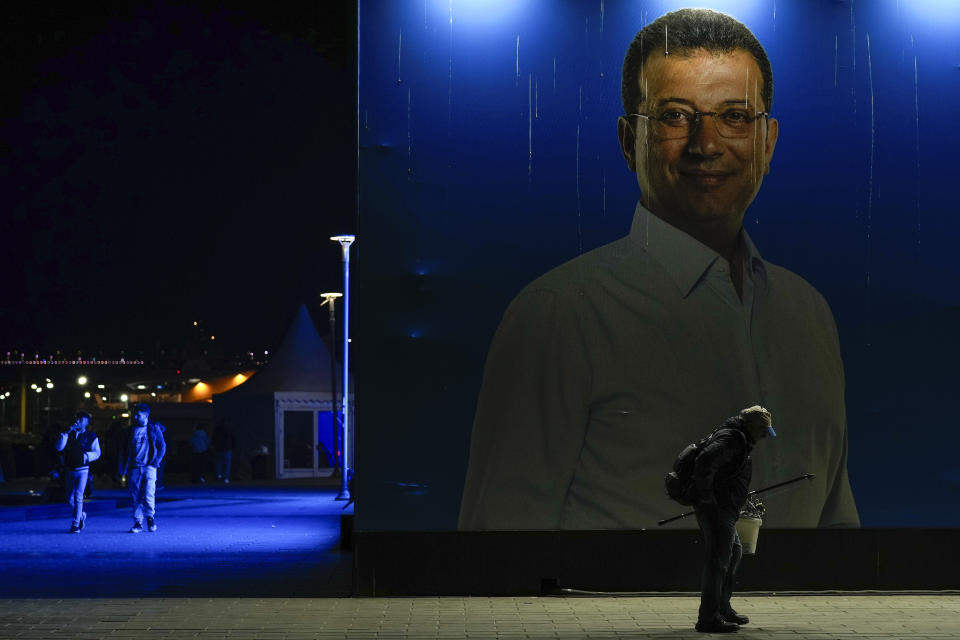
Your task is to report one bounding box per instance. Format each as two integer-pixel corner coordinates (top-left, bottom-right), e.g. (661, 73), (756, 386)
(459, 203), (859, 530)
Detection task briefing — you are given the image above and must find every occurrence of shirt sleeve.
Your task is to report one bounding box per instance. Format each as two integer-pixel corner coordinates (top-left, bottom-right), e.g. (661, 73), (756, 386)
(86, 436), (102, 465)
(458, 288), (592, 530)
(818, 419), (860, 527)
(156, 426), (167, 463)
(815, 294), (860, 528)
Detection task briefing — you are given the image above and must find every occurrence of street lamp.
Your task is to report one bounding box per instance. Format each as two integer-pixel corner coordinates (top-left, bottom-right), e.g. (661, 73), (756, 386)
(320, 292), (343, 475)
(34, 386), (42, 428)
(77, 376), (88, 386)
(330, 234), (355, 501)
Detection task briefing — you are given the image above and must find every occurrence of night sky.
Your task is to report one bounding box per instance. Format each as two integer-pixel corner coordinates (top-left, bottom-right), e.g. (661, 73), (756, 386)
(1, 1), (356, 360)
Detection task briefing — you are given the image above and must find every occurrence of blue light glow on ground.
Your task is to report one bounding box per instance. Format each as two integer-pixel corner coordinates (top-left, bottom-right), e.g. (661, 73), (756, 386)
(0, 484), (352, 597)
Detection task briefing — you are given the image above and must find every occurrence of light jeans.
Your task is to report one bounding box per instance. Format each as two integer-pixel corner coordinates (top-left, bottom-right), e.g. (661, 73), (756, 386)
(66, 467), (89, 527)
(128, 465), (157, 523)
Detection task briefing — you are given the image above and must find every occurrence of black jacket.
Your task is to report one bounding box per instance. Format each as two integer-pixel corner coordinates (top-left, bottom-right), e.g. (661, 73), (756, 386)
(693, 416), (754, 513)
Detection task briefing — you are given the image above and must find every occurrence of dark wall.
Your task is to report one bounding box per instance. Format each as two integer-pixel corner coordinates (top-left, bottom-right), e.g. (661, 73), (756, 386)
(356, 0), (960, 530)
(353, 529), (960, 595)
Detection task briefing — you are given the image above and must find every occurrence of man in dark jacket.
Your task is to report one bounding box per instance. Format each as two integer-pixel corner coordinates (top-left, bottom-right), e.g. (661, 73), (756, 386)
(693, 406), (775, 633)
(56, 412), (101, 533)
(120, 403), (166, 533)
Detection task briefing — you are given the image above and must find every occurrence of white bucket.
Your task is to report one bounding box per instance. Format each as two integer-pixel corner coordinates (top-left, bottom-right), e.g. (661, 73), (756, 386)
(736, 517), (762, 555)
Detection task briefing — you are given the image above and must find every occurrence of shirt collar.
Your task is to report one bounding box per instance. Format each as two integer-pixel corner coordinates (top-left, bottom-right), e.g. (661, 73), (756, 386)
(627, 202), (767, 298)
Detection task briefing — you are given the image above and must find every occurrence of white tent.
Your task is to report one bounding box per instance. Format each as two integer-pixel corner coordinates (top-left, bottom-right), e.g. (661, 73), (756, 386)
(213, 305), (352, 479)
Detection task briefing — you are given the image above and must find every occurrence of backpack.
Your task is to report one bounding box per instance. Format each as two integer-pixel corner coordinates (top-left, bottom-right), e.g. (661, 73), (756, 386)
(664, 430), (718, 505)
(665, 427), (750, 505)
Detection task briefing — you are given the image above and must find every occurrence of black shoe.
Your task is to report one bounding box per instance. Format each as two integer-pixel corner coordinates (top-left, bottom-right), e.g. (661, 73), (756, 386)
(147, 517), (157, 532)
(696, 619), (739, 633)
(722, 611), (749, 625)
(69, 524), (81, 534)
(130, 521), (144, 533)
(78, 512), (87, 531)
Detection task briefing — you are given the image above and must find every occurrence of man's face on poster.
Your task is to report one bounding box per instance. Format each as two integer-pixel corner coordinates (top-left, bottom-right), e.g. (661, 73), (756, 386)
(618, 49), (779, 229)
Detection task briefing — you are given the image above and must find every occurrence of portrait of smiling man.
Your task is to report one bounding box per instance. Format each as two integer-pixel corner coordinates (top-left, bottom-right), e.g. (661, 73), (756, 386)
(459, 8), (860, 531)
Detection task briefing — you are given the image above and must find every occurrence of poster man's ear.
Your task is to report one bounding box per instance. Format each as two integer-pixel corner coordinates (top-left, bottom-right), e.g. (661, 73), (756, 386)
(617, 116), (637, 173)
(763, 117), (779, 175)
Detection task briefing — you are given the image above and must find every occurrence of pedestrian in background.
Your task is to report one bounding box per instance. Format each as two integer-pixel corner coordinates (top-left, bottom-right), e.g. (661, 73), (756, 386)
(189, 424), (209, 484)
(120, 403), (166, 533)
(212, 420), (234, 483)
(104, 420), (127, 486)
(56, 412), (100, 533)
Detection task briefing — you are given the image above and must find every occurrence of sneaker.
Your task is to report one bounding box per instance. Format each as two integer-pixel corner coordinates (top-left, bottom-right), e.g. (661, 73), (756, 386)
(130, 521), (144, 533)
(147, 517), (157, 532)
(69, 523), (81, 533)
(78, 512), (87, 531)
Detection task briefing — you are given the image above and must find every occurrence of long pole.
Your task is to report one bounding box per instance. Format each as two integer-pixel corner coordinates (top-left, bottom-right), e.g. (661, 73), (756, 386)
(657, 474), (816, 526)
(331, 236), (355, 500)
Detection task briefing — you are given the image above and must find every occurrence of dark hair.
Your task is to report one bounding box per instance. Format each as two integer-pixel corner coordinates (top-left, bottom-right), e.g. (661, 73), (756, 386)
(620, 8), (774, 114)
(133, 402), (151, 415)
(75, 411), (91, 422)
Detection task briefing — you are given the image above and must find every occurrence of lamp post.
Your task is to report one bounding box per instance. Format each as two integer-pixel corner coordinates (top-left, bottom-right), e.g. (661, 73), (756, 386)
(45, 381), (53, 427)
(33, 386), (42, 428)
(320, 292), (343, 474)
(330, 235), (355, 501)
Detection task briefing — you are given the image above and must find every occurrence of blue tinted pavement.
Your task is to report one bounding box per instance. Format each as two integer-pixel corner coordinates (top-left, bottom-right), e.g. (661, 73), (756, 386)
(0, 480), (353, 597)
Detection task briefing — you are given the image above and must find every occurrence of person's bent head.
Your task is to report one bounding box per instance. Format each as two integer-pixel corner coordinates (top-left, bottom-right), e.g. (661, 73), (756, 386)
(740, 405), (775, 441)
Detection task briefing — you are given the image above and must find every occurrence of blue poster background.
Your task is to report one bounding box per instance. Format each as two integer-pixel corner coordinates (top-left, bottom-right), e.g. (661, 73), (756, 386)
(356, 0), (960, 530)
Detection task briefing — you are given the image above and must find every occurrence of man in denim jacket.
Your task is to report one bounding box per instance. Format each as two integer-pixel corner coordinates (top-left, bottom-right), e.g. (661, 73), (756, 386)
(120, 403), (166, 533)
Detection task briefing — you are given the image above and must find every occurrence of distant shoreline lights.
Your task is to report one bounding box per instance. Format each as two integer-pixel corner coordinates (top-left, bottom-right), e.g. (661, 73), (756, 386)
(0, 360), (145, 366)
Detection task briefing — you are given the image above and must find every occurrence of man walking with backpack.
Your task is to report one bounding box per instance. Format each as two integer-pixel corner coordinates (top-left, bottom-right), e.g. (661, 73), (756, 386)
(692, 406), (775, 634)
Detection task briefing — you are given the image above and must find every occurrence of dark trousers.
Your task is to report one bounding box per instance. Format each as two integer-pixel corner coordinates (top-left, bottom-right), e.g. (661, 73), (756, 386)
(190, 452), (206, 482)
(694, 504), (743, 623)
(215, 450), (232, 480)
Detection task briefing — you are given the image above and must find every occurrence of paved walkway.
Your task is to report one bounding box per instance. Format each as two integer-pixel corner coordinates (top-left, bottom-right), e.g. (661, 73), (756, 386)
(1, 594), (959, 639)
(0, 480), (352, 597)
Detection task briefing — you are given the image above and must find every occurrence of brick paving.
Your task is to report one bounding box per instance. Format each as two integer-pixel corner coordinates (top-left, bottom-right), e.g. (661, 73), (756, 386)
(1, 595), (959, 639)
